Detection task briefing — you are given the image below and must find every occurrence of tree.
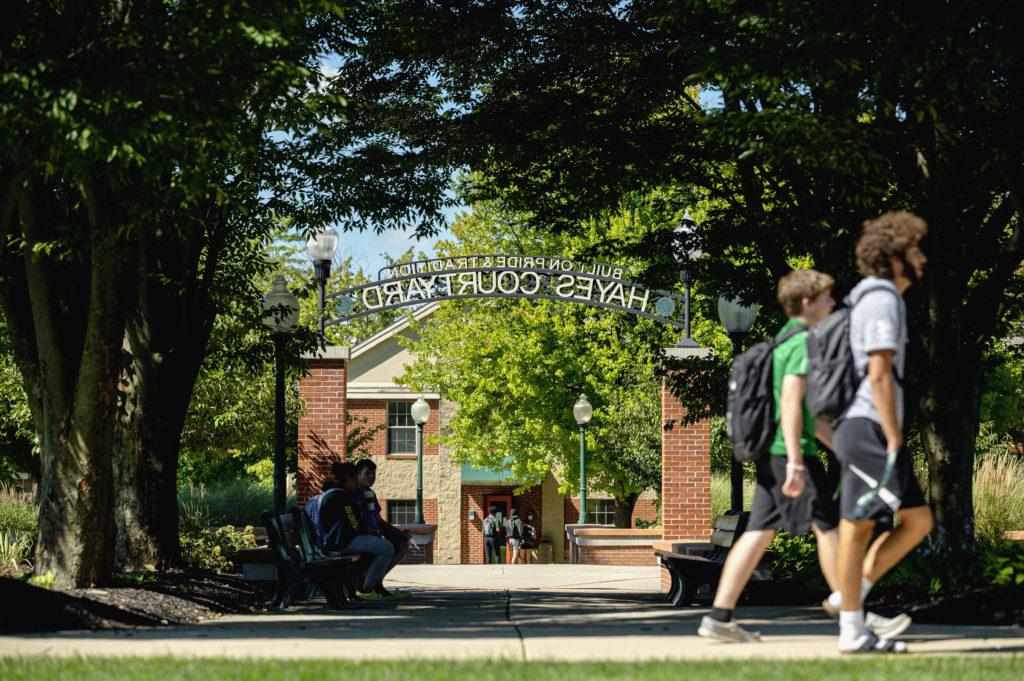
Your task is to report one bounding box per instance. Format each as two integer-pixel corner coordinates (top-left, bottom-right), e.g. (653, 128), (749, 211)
(0, 2), (454, 586)
(331, 1), (1024, 549)
(397, 202), (672, 526)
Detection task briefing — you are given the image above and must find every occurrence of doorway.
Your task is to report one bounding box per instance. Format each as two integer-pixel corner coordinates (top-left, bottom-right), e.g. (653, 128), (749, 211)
(483, 494), (512, 563)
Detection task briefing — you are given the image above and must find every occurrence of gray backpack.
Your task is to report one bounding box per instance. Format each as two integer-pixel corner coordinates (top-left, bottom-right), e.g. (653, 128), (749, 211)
(806, 286), (898, 424)
(482, 516), (497, 536)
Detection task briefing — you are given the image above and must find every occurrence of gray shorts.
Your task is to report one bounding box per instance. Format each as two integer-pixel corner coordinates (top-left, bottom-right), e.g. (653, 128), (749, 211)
(509, 538), (523, 550)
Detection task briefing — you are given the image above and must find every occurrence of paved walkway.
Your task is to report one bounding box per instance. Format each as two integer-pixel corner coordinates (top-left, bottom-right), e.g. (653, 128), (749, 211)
(1, 565), (1021, 660)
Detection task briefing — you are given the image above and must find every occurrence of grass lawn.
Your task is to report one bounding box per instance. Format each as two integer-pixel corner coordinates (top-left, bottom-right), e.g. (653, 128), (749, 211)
(1, 657), (1022, 681)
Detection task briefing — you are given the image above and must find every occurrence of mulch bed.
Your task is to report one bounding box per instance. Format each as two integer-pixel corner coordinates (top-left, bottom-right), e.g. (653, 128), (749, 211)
(0, 571), (268, 634)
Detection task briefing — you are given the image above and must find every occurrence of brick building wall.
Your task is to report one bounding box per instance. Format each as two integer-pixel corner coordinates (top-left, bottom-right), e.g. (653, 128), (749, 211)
(574, 544), (658, 566)
(461, 484), (542, 564)
(296, 356), (347, 502)
(346, 398), (440, 459)
(661, 377), (711, 540)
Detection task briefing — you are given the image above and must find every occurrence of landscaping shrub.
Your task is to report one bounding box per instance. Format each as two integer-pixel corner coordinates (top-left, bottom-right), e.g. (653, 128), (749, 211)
(180, 525), (257, 573)
(710, 471), (755, 520)
(178, 478), (294, 528)
(0, 486), (37, 575)
(973, 453), (1024, 543)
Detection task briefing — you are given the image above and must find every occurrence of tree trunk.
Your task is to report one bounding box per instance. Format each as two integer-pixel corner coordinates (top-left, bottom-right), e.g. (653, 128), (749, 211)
(916, 284), (982, 550)
(113, 229), (217, 571)
(613, 493), (638, 529)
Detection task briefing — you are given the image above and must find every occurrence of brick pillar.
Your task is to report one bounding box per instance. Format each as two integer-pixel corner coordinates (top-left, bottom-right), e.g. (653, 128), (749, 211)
(660, 349), (712, 541)
(297, 347), (349, 503)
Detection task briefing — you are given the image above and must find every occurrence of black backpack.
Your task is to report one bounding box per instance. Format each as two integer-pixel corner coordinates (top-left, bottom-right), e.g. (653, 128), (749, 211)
(805, 286), (898, 424)
(726, 327), (803, 462)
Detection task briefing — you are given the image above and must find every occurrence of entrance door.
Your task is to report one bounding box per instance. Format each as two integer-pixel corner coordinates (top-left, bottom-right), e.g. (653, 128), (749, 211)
(483, 494), (512, 564)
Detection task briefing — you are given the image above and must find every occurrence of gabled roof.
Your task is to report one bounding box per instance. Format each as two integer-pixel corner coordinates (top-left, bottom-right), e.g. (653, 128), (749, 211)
(349, 302), (439, 359)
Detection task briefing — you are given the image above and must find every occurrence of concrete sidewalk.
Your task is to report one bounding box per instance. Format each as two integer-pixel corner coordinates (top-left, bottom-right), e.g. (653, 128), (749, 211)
(1, 565), (1021, 660)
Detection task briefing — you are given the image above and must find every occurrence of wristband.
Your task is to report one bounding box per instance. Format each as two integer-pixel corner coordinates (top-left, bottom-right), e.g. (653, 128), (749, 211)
(786, 463), (806, 471)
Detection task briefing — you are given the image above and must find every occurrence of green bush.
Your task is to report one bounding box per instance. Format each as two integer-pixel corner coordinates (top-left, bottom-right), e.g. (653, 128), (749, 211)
(767, 531), (826, 593)
(178, 478), (294, 528)
(981, 540), (1024, 587)
(180, 525), (257, 573)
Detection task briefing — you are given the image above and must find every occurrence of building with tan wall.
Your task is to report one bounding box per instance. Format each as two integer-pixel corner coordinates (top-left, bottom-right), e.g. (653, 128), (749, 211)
(298, 304), (659, 565)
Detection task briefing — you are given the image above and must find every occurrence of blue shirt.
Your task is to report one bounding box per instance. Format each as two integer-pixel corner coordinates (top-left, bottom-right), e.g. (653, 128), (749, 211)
(353, 489), (381, 532)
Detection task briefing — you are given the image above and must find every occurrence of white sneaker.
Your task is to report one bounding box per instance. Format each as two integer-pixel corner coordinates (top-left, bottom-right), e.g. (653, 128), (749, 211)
(865, 611), (912, 638)
(839, 631), (908, 654)
(697, 615), (761, 642)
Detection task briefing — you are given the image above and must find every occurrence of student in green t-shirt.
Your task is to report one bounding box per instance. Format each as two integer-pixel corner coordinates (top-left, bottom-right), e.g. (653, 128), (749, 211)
(699, 269), (838, 642)
(699, 269), (913, 644)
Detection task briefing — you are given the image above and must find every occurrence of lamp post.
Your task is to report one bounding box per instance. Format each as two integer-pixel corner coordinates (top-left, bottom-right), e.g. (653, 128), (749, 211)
(411, 396), (431, 524)
(717, 296), (760, 512)
(305, 228), (340, 341)
(262, 275), (299, 511)
(673, 210), (703, 348)
(573, 393), (593, 523)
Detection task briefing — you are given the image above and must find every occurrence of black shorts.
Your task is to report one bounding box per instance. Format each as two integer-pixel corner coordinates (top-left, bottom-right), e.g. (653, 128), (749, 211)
(746, 452), (840, 534)
(833, 417), (926, 525)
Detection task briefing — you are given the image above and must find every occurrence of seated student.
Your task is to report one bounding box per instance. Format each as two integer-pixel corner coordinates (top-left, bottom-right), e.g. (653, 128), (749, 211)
(319, 462), (403, 602)
(355, 458), (412, 598)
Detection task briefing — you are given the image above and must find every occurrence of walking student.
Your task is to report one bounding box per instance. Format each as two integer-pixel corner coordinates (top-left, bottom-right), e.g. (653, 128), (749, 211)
(833, 212), (933, 654)
(506, 508), (526, 564)
(699, 269), (840, 641)
(482, 506), (502, 564)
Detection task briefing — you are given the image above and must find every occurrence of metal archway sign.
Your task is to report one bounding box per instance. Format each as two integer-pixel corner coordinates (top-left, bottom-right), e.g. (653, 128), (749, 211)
(325, 254), (690, 330)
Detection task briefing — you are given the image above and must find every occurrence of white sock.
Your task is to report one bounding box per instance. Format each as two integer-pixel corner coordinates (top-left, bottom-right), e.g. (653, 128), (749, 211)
(838, 610), (867, 649)
(828, 577), (875, 611)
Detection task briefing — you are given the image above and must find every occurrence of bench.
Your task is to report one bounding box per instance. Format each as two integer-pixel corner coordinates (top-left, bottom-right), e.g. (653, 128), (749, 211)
(260, 508), (363, 610)
(657, 511), (753, 606)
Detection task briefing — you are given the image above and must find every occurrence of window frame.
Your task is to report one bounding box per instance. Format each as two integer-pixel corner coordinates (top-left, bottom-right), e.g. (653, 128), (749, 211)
(386, 401), (417, 455)
(387, 499), (417, 525)
(588, 499), (616, 526)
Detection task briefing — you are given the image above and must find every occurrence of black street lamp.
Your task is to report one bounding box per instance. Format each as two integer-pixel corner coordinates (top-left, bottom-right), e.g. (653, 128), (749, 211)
(717, 296), (759, 512)
(262, 275), (299, 511)
(673, 209), (703, 348)
(573, 393), (593, 523)
(411, 396), (431, 524)
(305, 228), (340, 341)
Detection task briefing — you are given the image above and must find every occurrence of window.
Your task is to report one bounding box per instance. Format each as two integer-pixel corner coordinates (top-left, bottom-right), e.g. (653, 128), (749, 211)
(588, 499), (616, 526)
(387, 401), (417, 454)
(387, 500), (417, 525)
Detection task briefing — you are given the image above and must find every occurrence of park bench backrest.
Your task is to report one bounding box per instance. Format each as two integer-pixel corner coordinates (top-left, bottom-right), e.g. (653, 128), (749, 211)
(291, 507), (322, 562)
(260, 509), (303, 567)
(709, 512), (749, 550)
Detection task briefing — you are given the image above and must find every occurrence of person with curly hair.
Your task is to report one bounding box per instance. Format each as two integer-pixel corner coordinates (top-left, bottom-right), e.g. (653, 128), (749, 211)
(832, 211), (934, 654)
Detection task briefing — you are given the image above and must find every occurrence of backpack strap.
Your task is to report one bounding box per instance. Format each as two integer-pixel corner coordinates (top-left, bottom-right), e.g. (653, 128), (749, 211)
(845, 284), (904, 384)
(769, 325), (806, 350)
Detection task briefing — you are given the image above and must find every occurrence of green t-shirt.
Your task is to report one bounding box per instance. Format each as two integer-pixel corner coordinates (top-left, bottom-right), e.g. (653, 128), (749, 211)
(768, 318), (818, 458)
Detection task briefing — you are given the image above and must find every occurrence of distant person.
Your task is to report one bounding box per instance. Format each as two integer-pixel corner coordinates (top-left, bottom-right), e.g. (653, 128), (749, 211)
(482, 506), (502, 564)
(521, 516), (537, 564)
(832, 212), (933, 654)
(354, 458), (412, 599)
(319, 462), (404, 602)
(505, 508), (526, 564)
